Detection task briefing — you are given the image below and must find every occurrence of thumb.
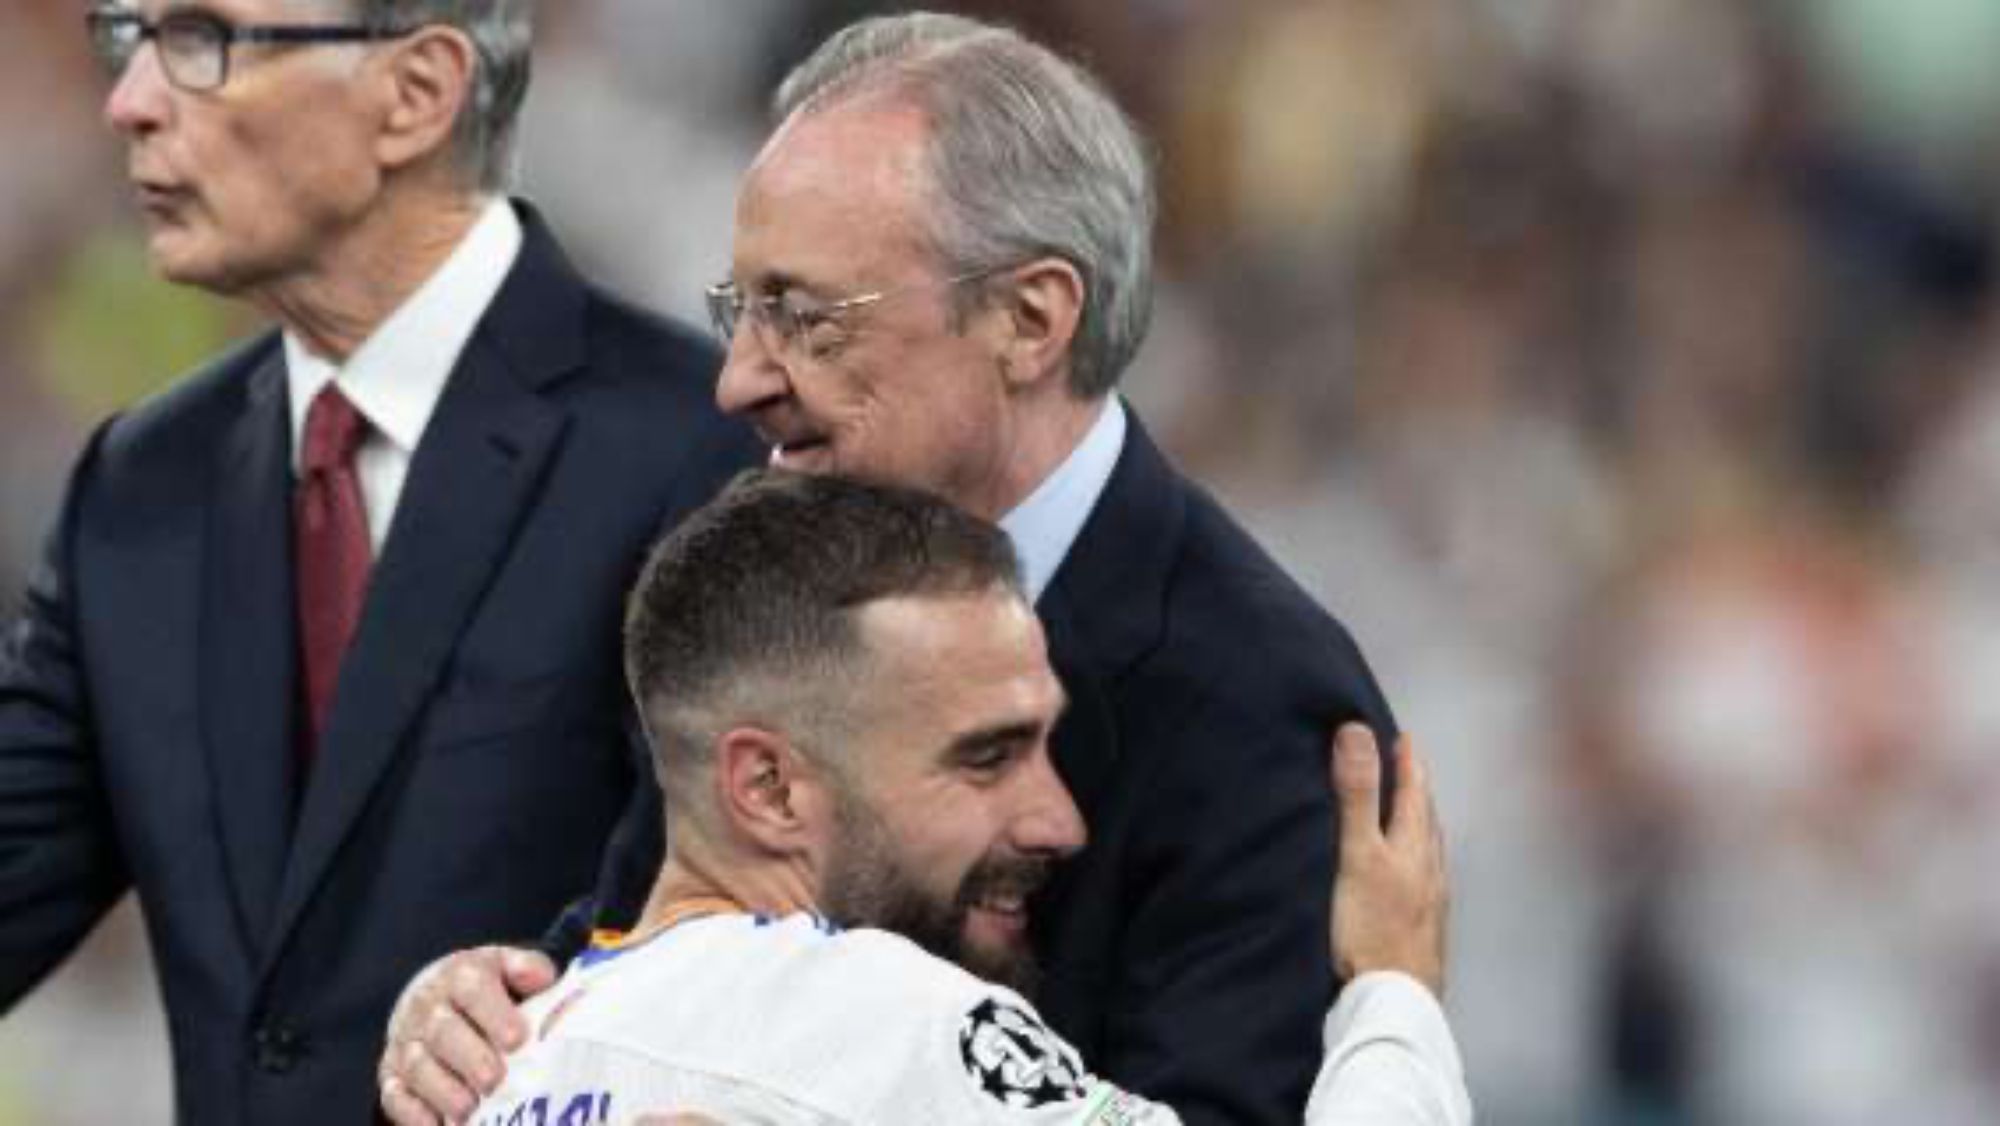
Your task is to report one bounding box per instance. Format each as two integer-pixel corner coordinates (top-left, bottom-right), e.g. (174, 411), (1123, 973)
(1332, 723), (1383, 853)
(500, 948), (559, 997)
(1386, 735), (1432, 851)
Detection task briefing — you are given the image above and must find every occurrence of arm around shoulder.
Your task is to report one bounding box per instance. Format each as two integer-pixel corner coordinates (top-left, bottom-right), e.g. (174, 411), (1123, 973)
(1306, 972), (1472, 1126)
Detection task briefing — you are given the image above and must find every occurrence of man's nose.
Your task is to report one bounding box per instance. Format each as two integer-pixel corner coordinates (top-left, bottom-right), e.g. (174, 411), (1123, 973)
(713, 320), (790, 419)
(104, 41), (171, 137)
(1012, 748), (1087, 859)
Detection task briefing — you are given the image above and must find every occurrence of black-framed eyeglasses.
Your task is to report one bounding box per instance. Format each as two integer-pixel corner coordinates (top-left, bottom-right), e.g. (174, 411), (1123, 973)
(704, 266), (1008, 360)
(86, 7), (416, 93)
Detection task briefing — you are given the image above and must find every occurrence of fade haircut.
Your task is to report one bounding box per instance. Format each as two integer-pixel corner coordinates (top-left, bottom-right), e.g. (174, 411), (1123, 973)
(350, 0), (532, 189)
(623, 470), (1024, 827)
(774, 12), (1157, 399)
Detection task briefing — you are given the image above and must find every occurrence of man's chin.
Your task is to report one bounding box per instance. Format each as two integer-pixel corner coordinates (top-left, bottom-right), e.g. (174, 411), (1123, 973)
(147, 240), (231, 293)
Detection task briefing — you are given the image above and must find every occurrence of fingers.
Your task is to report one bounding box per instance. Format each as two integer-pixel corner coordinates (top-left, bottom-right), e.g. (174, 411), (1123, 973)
(1327, 726), (1452, 998)
(1332, 722), (1384, 856)
(447, 950), (537, 1057)
(399, 1034), (484, 1124)
(1386, 737), (1446, 884)
(1386, 735), (1433, 852)
(500, 948), (559, 1000)
(379, 946), (551, 1125)
(425, 1001), (511, 1097)
(380, 1073), (440, 1126)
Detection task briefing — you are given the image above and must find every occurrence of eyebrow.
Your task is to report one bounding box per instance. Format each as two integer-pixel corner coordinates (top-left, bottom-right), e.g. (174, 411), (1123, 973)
(159, 1), (221, 20)
(744, 268), (817, 299)
(946, 720), (1047, 760)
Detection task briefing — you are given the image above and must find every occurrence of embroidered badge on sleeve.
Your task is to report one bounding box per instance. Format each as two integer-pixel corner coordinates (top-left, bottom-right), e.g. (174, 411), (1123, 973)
(958, 998), (1089, 1110)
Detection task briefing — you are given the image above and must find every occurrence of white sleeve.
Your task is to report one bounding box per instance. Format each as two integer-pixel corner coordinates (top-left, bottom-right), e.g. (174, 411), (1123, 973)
(936, 974), (1470, 1126)
(1302, 972), (1474, 1126)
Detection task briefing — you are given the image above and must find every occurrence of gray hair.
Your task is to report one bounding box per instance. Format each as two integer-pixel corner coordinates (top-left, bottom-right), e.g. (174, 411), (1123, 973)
(775, 13), (1156, 399)
(352, 0), (532, 190)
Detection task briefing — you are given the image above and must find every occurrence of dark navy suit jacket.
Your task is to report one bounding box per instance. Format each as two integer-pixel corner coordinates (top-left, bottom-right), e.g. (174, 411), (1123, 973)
(580, 414), (1397, 1126)
(1027, 417), (1397, 1126)
(0, 207), (758, 1124)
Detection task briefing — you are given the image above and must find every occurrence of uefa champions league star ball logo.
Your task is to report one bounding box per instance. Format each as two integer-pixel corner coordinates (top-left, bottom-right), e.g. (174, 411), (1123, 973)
(958, 998), (1089, 1109)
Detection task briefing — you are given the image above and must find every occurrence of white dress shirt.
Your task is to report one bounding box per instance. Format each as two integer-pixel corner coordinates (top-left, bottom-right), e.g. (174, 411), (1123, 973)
(1000, 397), (1128, 604)
(284, 198), (524, 552)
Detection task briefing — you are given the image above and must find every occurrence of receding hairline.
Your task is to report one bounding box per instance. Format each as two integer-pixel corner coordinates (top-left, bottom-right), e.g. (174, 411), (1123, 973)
(841, 585), (1056, 729)
(745, 95), (938, 245)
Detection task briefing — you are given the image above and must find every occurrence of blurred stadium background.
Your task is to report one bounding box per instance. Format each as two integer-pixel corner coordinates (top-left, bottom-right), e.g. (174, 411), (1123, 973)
(4, 0), (2000, 1122)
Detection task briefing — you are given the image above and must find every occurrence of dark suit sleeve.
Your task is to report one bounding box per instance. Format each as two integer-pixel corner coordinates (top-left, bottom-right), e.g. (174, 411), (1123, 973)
(1095, 638), (1396, 1126)
(535, 724), (663, 963)
(0, 429), (131, 1007)
(538, 423), (761, 964)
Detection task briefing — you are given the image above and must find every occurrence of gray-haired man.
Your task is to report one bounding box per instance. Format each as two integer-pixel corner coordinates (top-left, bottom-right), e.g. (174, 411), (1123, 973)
(0, 2), (753, 1121)
(384, 12), (1420, 1126)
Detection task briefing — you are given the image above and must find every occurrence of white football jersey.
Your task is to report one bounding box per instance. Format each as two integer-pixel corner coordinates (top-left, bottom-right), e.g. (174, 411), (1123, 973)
(473, 912), (1470, 1126)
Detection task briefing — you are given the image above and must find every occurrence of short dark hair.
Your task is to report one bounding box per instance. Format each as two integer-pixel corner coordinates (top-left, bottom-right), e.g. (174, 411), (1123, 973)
(623, 470), (1024, 818)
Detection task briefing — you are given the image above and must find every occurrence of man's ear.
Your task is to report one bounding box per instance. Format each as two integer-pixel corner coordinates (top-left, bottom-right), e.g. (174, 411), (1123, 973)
(370, 25), (477, 174)
(713, 728), (818, 852)
(987, 257), (1086, 393)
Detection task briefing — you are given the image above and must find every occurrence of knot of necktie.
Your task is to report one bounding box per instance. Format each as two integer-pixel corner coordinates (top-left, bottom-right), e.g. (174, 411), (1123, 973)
(302, 384), (368, 477)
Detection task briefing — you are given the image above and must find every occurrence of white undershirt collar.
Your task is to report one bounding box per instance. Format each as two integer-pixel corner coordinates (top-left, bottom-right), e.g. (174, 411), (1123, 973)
(999, 397), (1127, 604)
(283, 197), (523, 549)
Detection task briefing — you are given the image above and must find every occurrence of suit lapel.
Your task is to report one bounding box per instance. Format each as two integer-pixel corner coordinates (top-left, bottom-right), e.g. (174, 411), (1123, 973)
(1037, 589), (1121, 821)
(1037, 414), (1185, 802)
(200, 343), (300, 957)
(261, 209), (584, 962)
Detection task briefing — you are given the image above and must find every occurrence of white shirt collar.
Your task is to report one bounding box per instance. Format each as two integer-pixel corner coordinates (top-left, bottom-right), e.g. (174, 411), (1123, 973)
(1000, 397), (1127, 604)
(285, 197), (523, 467)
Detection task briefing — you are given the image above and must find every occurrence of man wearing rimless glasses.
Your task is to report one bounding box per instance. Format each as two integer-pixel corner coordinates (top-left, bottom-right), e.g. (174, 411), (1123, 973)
(0, 2), (755, 1122)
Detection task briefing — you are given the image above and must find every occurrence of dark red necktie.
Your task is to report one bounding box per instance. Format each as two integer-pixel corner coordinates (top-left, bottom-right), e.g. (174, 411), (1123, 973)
(295, 384), (373, 760)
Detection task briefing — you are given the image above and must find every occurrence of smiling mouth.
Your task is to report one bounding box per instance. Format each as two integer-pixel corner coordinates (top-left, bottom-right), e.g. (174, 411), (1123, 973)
(961, 858), (1055, 921)
(968, 897), (1031, 942)
(770, 437), (831, 467)
(974, 893), (1029, 918)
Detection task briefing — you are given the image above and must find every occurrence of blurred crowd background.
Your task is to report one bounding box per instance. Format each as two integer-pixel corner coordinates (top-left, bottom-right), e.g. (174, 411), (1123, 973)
(4, 0), (2000, 1122)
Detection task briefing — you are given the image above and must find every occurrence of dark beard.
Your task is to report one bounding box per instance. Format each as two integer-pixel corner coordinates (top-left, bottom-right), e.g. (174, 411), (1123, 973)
(820, 790), (1052, 997)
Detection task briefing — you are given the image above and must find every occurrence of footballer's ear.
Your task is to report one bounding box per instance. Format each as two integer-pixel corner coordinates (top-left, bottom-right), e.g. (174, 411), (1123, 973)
(715, 728), (823, 852)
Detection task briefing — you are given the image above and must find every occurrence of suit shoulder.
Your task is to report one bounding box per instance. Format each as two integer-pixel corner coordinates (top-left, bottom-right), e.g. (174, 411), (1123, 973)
(575, 285), (726, 406)
(1170, 480), (1373, 669)
(1135, 473), (1394, 733)
(85, 332), (281, 490)
(99, 332), (276, 450)
(515, 286), (758, 496)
